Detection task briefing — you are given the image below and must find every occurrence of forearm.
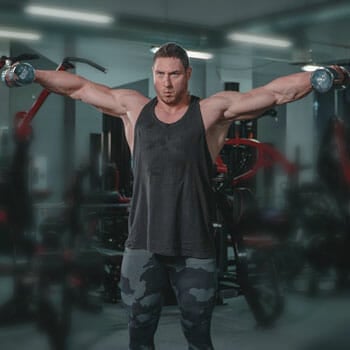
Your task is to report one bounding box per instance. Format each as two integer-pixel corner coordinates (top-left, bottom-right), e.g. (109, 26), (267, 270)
(34, 69), (88, 98)
(2, 63), (147, 119)
(219, 71), (312, 121)
(264, 71), (313, 105)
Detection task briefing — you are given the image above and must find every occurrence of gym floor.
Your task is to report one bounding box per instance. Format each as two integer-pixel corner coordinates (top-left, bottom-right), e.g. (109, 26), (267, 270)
(0, 272), (349, 350)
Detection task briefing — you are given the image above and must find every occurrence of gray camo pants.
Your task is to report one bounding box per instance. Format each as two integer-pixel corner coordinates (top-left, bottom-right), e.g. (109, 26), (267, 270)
(119, 248), (217, 350)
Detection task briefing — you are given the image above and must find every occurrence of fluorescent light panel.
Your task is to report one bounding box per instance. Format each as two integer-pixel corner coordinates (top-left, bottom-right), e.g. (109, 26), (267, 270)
(0, 28), (41, 41)
(301, 64), (323, 72)
(25, 5), (114, 24)
(228, 32), (292, 48)
(151, 47), (213, 60)
(187, 50), (213, 60)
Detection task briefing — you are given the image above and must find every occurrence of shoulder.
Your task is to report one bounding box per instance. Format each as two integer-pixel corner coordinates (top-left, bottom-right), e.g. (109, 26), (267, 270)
(98, 88), (150, 122)
(111, 88), (150, 105)
(114, 89), (150, 112)
(200, 91), (241, 107)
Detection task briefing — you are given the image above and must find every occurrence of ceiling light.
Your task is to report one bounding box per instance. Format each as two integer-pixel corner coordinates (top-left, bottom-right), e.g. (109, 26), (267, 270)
(187, 50), (214, 60)
(150, 46), (213, 60)
(0, 28), (41, 41)
(25, 5), (114, 25)
(228, 32), (292, 48)
(301, 64), (323, 72)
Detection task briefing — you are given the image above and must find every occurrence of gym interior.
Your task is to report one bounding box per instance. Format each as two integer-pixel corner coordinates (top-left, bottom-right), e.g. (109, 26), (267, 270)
(0, 1), (349, 349)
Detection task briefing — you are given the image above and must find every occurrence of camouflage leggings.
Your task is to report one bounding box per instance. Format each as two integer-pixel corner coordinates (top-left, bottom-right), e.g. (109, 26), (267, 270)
(119, 248), (217, 350)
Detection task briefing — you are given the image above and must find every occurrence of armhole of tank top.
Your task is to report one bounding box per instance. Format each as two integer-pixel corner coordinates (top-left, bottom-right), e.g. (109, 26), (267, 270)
(196, 97), (215, 166)
(132, 98), (156, 159)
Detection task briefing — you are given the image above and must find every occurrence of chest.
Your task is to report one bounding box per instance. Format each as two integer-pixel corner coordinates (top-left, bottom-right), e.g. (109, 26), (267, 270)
(136, 114), (205, 167)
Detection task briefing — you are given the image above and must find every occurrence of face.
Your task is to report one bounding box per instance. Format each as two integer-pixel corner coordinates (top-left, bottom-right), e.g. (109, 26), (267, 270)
(152, 57), (192, 105)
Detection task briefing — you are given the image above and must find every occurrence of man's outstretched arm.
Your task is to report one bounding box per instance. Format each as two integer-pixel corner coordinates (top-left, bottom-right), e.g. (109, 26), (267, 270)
(34, 69), (147, 117)
(206, 65), (350, 123)
(205, 71), (313, 123)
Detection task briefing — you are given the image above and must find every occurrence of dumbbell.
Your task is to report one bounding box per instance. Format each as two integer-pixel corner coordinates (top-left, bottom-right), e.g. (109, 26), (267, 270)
(1, 62), (35, 87)
(311, 65), (350, 93)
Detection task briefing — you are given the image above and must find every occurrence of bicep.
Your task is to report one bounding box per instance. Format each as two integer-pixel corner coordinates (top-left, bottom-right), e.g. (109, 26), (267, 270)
(74, 85), (147, 118)
(224, 88), (278, 120)
(202, 92), (263, 124)
(204, 90), (277, 123)
(71, 82), (122, 115)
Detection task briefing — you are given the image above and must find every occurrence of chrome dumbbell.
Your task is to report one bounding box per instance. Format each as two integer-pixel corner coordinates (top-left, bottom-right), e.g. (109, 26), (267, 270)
(310, 65), (350, 93)
(1, 62), (36, 87)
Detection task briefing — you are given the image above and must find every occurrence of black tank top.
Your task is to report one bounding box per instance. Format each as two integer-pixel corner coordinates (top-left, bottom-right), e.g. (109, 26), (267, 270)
(125, 95), (215, 258)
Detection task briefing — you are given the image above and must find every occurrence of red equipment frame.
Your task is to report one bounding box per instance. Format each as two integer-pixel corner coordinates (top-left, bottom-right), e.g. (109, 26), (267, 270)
(216, 137), (298, 186)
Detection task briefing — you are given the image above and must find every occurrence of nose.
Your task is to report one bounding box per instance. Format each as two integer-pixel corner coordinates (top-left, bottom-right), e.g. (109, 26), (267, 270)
(163, 74), (172, 87)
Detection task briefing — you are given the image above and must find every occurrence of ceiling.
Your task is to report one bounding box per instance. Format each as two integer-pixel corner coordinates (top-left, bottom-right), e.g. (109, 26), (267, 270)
(1, 0), (350, 71)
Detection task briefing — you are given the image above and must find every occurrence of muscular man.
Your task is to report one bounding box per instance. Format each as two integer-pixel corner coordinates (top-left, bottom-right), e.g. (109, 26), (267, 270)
(5, 43), (314, 349)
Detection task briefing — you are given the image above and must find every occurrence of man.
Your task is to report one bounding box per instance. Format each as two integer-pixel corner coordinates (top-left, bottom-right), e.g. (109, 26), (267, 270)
(0, 42), (340, 349)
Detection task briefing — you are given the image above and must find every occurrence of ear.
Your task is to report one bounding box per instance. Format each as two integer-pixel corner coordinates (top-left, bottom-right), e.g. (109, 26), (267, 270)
(186, 66), (192, 79)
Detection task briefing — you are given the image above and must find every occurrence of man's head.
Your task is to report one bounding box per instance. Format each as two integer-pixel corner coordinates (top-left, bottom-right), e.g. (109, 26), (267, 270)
(153, 42), (190, 70)
(152, 43), (192, 105)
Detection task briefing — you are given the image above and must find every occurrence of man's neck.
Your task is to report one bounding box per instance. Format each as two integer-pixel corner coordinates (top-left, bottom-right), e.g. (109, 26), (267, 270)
(156, 94), (191, 113)
(155, 94), (191, 123)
